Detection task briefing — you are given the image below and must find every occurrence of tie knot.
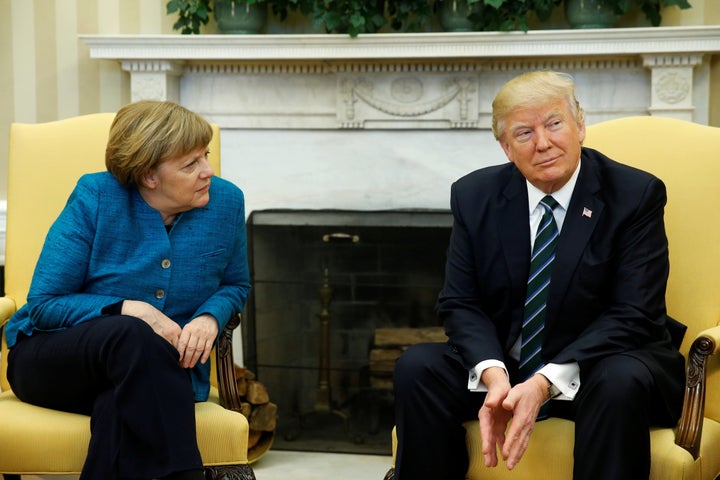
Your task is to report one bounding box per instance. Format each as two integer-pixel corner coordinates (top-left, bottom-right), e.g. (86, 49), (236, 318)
(540, 195), (559, 212)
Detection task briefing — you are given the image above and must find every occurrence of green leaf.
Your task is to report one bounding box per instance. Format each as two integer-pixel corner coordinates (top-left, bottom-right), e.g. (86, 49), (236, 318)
(485, 0), (504, 8)
(641, 3), (662, 26)
(663, 0), (692, 8)
(166, 0), (180, 15)
(350, 13), (366, 29)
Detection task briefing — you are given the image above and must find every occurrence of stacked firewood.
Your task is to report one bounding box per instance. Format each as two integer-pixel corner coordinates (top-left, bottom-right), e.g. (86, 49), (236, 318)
(369, 327), (447, 389)
(234, 366), (277, 453)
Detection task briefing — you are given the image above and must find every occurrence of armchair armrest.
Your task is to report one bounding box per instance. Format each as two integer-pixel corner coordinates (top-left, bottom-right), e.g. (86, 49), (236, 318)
(215, 313), (244, 412)
(675, 324), (720, 459)
(0, 297), (17, 327)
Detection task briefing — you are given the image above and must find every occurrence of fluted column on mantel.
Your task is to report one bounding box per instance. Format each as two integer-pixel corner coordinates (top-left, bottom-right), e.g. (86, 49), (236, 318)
(642, 54), (705, 121)
(121, 60), (185, 102)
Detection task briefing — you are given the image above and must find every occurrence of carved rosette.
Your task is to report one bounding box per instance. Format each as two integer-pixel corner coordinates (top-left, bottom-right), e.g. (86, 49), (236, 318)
(643, 54), (703, 121)
(656, 71), (691, 105)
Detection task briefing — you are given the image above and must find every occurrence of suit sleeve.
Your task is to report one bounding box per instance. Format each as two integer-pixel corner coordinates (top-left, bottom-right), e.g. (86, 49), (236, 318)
(26, 178), (126, 329)
(191, 188), (251, 332)
(438, 182), (508, 371)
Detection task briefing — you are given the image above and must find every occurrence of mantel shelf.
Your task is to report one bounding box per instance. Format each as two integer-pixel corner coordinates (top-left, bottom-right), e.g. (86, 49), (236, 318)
(80, 26), (720, 62)
(77, 26), (720, 235)
(79, 26), (719, 131)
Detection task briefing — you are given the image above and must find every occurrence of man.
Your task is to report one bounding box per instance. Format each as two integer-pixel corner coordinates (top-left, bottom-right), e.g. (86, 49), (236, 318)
(393, 71), (685, 480)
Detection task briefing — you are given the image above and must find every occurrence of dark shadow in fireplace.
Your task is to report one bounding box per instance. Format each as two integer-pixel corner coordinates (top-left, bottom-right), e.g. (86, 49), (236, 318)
(243, 209), (452, 455)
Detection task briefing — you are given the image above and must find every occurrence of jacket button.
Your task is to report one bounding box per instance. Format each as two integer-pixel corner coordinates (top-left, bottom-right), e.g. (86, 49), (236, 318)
(155, 289), (165, 299)
(161, 259), (171, 269)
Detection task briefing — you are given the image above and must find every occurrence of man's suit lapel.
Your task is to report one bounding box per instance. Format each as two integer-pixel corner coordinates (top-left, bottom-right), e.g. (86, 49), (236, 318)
(498, 168), (532, 292)
(497, 168), (532, 347)
(548, 150), (604, 321)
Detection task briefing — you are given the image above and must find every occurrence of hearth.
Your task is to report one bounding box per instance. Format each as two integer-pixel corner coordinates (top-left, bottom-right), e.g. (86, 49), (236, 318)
(243, 209), (452, 454)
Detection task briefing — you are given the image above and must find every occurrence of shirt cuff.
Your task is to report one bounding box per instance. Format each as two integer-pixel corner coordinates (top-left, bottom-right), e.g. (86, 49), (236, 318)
(468, 359), (508, 392)
(537, 362), (581, 400)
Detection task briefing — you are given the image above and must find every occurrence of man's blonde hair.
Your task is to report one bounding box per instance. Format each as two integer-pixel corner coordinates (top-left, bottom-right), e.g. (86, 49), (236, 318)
(106, 100), (213, 187)
(491, 71), (585, 141)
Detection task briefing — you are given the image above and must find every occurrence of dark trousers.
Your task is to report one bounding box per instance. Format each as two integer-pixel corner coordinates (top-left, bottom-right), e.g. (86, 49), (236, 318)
(393, 342), (682, 480)
(7, 315), (203, 480)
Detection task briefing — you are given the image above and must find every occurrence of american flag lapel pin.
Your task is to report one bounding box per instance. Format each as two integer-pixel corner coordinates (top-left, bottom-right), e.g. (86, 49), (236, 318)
(582, 207), (593, 218)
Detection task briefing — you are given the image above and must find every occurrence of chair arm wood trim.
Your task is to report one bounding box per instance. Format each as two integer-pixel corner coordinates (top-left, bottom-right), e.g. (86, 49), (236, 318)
(205, 464), (256, 480)
(216, 313), (243, 413)
(675, 331), (717, 459)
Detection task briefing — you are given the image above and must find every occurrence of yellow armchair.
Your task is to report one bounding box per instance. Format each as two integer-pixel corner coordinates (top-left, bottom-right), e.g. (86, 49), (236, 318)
(0, 113), (256, 479)
(384, 116), (720, 480)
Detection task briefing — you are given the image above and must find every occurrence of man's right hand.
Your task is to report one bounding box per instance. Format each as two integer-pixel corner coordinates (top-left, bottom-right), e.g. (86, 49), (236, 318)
(121, 299), (182, 350)
(479, 366), (513, 468)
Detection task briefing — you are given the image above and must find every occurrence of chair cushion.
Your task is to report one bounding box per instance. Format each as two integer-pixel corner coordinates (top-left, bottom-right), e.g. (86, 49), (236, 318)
(464, 418), (574, 479)
(0, 391), (89, 473)
(0, 388), (249, 474)
(463, 418), (720, 480)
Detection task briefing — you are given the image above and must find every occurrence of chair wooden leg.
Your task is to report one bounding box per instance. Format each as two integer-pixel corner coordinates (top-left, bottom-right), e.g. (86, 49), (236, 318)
(384, 467), (395, 480)
(204, 464), (256, 480)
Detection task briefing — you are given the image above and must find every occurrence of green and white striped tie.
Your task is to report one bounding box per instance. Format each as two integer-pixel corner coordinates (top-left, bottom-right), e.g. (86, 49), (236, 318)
(519, 195), (559, 395)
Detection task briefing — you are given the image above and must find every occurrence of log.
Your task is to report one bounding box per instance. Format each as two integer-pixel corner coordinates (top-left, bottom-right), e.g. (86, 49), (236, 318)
(247, 429), (262, 449)
(239, 401), (252, 418)
(249, 402), (278, 432)
(374, 327), (446, 347)
(369, 327), (447, 389)
(246, 380), (270, 404)
(369, 347), (404, 374)
(232, 365), (276, 461)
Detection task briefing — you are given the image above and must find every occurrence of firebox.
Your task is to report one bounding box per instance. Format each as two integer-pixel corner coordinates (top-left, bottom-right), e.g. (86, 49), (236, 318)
(243, 209), (452, 454)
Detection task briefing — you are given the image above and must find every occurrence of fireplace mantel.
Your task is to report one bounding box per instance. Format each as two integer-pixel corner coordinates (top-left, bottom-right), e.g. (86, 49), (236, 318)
(81, 26), (720, 128)
(77, 26), (720, 216)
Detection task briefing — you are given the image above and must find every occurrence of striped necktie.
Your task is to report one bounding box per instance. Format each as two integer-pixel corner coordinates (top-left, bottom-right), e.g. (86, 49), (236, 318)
(519, 195), (559, 415)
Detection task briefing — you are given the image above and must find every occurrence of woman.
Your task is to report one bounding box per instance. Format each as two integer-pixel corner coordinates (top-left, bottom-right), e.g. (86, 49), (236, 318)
(4, 100), (251, 480)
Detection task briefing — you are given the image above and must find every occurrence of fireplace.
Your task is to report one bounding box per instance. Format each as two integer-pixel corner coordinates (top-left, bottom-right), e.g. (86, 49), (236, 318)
(244, 209), (452, 453)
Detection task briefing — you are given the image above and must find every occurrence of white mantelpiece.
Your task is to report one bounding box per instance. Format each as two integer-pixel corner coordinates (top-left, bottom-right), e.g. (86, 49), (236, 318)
(81, 27), (720, 128)
(78, 27), (720, 215)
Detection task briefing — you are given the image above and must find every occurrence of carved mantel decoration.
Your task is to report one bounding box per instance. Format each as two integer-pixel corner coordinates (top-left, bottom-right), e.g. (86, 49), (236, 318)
(81, 27), (720, 129)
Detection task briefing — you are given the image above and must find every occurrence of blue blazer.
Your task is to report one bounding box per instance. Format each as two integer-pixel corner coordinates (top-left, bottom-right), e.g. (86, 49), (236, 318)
(438, 147), (684, 401)
(6, 172), (252, 401)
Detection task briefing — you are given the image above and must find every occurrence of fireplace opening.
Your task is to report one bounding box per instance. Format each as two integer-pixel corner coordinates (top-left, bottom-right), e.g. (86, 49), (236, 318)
(243, 209), (452, 454)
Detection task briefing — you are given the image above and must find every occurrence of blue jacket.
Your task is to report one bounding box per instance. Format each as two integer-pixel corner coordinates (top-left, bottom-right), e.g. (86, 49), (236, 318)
(5, 172), (252, 401)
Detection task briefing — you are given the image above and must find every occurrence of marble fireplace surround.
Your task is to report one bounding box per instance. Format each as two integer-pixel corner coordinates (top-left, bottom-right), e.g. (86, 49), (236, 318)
(79, 27), (720, 218)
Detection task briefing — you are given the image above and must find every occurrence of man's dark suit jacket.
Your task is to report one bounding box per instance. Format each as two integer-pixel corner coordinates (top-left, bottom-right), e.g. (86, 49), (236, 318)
(437, 146), (685, 402)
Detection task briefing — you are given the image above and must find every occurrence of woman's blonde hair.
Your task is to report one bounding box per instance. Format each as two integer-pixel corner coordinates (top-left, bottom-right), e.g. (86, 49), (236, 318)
(105, 100), (213, 187)
(491, 71), (585, 141)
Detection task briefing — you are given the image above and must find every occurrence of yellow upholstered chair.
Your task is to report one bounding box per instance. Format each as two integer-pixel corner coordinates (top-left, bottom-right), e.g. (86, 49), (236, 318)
(384, 116), (720, 480)
(0, 113), (255, 479)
